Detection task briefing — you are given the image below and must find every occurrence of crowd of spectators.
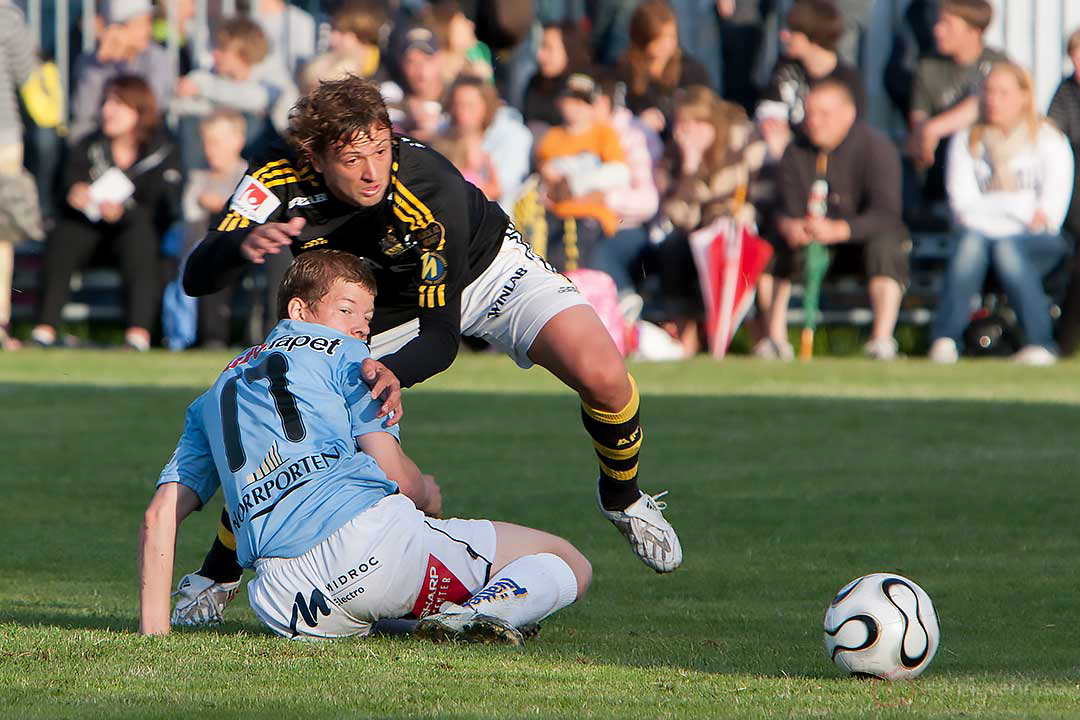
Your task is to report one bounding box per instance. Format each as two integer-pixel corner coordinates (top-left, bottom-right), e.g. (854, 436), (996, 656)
(3, 0), (1080, 365)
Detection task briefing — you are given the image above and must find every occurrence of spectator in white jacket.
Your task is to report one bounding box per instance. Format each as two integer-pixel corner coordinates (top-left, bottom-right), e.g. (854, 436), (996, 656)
(929, 61), (1075, 365)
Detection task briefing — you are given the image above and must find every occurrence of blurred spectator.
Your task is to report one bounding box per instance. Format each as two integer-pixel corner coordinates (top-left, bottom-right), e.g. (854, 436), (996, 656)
(173, 17), (273, 118)
(1048, 28), (1080, 356)
(833, 0), (874, 67)
(883, 0), (939, 119)
(928, 62), (1074, 366)
(437, 74), (532, 212)
(534, 72), (630, 273)
(615, 0), (710, 136)
(669, 0), (723, 92)
(756, 0), (865, 165)
(69, 0), (177, 144)
(761, 79), (909, 360)
(719, 0), (769, 114)
(654, 85), (767, 356)
(32, 75), (180, 351)
(388, 27), (447, 142)
(172, 17), (274, 173)
(907, 0), (1005, 217)
(422, 0), (495, 84)
(0, 0), (42, 350)
(523, 20), (592, 134)
(588, 0), (641, 66)
(184, 110), (286, 348)
(435, 76), (502, 201)
(588, 71), (661, 294)
(151, 0), (199, 75)
(252, 0), (316, 74)
(328, 0), (390, 81)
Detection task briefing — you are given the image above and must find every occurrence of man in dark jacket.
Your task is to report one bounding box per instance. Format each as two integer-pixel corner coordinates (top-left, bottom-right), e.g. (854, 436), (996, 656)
(761, 77), (909, 360)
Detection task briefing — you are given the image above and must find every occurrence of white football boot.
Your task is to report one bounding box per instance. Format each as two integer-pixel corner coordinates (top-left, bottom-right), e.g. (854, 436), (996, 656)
(598, 488), (683, 573)
(170, 572), (241, 627)
(414, 606), (525, 647)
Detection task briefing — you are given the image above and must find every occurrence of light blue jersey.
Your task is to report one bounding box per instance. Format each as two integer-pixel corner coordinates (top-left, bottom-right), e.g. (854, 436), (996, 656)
(159, 320), (399, 568)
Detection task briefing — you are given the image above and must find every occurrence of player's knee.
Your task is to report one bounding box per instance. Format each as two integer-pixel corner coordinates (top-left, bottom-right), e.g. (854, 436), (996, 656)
(552, 537), (591, 598)
(578, 359), (630, 411)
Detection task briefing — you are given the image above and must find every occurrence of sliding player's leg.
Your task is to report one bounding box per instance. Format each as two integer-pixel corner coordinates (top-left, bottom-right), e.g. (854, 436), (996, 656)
(415, 521), (590, 644)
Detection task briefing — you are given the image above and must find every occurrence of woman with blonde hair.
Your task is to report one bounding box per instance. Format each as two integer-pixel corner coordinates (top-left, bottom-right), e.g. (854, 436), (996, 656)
(929, 60), (1074, 365)
(656, 84), (769, 355)
(616, 0), (709, 135)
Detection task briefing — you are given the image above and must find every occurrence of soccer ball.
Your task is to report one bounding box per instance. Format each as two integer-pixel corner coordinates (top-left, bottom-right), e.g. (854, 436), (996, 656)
(823, 573), (940, 680)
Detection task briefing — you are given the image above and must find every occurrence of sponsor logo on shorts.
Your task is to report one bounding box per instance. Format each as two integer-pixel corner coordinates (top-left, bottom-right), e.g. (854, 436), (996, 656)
(287, 193), (328, 209)
(557, 286), (580, 294)
(325, 556), (381, 604)
(411, 554), (471, 618)
(289, 588), (332, 637)
(486, 267), (528, 318)
(230, 447), (342, 526)
(462, 578), (528, 608)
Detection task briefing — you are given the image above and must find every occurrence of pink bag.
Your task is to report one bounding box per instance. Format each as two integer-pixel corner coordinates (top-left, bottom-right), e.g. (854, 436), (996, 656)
(564, 268), (627, 356)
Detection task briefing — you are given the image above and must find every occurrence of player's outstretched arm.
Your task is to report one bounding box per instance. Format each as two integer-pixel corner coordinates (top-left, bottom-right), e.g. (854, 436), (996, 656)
(356, 431), (441, 517)
(139, 483), (201, 635)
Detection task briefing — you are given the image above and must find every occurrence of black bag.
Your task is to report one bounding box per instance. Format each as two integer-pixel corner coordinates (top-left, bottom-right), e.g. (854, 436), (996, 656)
(962, 308), (1022, 357)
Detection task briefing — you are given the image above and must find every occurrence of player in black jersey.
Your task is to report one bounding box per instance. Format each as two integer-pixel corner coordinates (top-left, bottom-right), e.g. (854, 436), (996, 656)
(174, 77), (681, 625)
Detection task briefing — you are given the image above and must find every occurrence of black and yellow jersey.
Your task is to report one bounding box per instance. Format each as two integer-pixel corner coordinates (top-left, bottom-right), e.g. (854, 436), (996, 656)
(184, 135), (508, 388)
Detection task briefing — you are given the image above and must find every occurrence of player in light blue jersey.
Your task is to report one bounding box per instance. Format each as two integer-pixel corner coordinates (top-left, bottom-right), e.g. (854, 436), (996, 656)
(140, 250), (590, 643)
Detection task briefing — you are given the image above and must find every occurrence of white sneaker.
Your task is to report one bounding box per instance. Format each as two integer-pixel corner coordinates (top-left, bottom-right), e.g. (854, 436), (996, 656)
(170, 572), (241, 627)
(928, 338), (959, 364)
(632, 320), (686, 361)
(598, 488), (683, 573)
(414, 607), (525, 646)
(1012, 345), (1057, 366)
(772, 337), (795, 361)
(751, 337), (777, 359)
(864, 337), (898, 361)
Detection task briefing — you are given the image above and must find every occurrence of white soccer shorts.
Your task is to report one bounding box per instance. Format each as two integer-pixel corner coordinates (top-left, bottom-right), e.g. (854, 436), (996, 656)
(368, 224), (590, 368)
(247, 493), (496, 639)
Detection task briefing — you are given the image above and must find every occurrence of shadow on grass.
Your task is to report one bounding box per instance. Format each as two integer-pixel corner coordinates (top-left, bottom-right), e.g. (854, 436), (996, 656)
(2, 383), (1079, 680)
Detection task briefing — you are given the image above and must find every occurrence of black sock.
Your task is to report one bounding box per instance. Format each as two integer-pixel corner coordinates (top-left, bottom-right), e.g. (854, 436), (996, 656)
(198, 508), (244, 584)
(582, 374), (643, 511)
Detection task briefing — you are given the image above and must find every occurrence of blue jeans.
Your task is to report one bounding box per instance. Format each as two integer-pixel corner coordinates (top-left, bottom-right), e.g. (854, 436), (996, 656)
(931, 230), (1069, 350)
(588, 226), (649, 293)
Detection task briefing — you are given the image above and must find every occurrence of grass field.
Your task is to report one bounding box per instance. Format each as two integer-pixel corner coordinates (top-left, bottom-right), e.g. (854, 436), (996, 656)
(2, 349), (1080, 718)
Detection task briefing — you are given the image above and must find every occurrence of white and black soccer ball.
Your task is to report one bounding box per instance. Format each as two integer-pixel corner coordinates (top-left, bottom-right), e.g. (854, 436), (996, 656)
(823, 573), (940, 680)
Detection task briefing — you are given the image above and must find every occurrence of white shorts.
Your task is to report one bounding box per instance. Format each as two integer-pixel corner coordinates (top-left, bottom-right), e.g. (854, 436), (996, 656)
(368, 224), (590, 368)
(247, 493), (496, 639)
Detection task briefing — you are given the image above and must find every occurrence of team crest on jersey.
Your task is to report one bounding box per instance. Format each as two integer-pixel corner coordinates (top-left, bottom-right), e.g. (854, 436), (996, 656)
(414, 221), (444, 249)
(419, 251), (446, 284)
(380, 226), (407, 256)
(229, 175), (281, 223)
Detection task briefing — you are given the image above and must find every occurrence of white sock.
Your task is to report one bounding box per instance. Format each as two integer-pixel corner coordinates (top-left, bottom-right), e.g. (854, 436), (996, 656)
(448, 553), (578, 628)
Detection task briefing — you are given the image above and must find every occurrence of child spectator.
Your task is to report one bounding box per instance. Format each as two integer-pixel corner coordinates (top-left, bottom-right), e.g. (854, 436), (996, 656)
(436, 76), (503, 202)
(655, 85), (768, 356)
(615, 0), (710, 135)
(173, 17), (273, 118)
(534, 72), (630, 273)
(907, 0), (1005, 217)
(928, 62), (1074, 366)
(1048, 28), (1080, 355)
(423, 0), (494, 84)
(32, 75), (181, 351)
(328, 0), (389, 82)
(756, 0), (865, 162)
(522, 20), (592, 134)
(69, 0), (177, 143)
(177, 111), (249, 348)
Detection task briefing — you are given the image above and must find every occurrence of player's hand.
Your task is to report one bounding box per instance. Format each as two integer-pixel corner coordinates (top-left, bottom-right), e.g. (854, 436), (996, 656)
(240, 217), (305, 264)
(362, 357), (403, 426)
(421, 474), (442, 518)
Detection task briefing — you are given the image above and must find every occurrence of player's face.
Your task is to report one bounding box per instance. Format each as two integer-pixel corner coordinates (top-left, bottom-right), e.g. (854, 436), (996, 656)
(313, 125), (393, 208)
(294, 279), (375, 341)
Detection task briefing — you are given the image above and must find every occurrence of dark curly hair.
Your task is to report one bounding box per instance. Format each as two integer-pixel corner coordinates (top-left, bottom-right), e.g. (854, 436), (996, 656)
(287, 75), (392, 162)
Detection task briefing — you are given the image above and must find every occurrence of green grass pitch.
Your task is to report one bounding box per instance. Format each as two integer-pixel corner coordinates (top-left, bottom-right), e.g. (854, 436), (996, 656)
(1, 350), (1079, 718)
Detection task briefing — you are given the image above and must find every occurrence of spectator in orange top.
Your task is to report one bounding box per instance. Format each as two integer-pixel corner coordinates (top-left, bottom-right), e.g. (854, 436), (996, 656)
(534, 72), (631, 273)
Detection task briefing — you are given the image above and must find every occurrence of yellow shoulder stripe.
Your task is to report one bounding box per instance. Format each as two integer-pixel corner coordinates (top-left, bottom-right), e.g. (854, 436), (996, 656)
(394, 180), (434, 225)
(252, 158), (292, 181)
